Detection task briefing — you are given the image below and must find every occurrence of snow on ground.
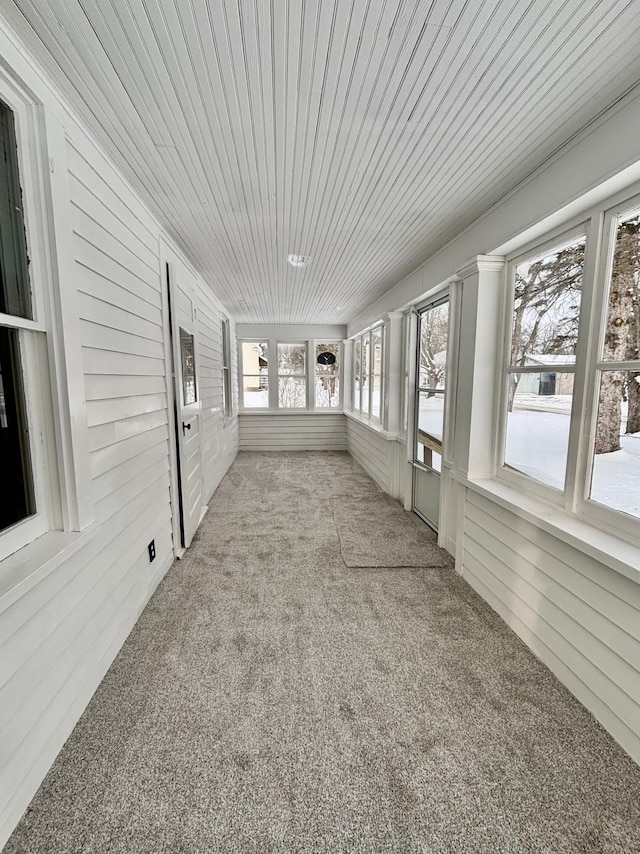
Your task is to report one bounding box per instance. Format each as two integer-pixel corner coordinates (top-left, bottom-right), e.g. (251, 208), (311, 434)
(418, 395), (639, 519)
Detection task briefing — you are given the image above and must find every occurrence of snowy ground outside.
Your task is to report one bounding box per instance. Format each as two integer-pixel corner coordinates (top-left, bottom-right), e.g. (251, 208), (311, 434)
(418, 393), (639, 519)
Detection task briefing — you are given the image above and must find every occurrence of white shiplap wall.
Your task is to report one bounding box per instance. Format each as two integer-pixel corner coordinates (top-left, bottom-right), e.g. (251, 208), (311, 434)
(0, 62), (238, 852)
(346, 416), (404, 499)
(239, 414), (346, 452)
(461, 489), (640, 764)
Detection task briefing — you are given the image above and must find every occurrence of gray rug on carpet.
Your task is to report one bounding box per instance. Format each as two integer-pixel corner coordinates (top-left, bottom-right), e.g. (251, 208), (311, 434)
(4, 451), (640, 854)
(331, 493), (450, 567)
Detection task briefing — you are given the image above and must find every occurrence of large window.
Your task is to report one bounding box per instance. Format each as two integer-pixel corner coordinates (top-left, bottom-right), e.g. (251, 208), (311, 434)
(221, 317), (232, 416)
(277, 343), (307, 408)
(0, 99), (36, 539)
(315, 343), (340, 408)
(415, 299), (449, 474)
(352, 324), (385, 422)
(241, 341), (269, 408)
(589, 206), (640, 521)
(503, 233), (585, 490)
(0, 94), (66, 560)
(239, 338), (342, 411)
(500, 191), (640, 539)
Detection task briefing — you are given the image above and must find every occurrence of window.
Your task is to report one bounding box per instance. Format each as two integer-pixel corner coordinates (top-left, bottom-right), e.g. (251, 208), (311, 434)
(352, 324), (385, 422)
(588, 206), (640, 521)
(179, 327), (197, 405)
(502, 233), (586, 490)
(277, 343), (307, 408)
(0, 93), (67, 561)
(415, 299), (449, 474)
(499, 188), (640, 540)
(221, 317), (232, 416)
(0, 101), (35, 537)
(315, 343), (340, 408)
(241, 341), (269, 408)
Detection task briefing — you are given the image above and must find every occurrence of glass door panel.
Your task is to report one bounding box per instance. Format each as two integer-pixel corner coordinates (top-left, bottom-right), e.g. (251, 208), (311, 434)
(413, 297), (450, 531)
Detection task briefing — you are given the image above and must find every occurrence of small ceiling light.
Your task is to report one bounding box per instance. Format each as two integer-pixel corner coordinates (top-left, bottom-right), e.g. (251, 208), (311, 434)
(287, 254), (310, 267)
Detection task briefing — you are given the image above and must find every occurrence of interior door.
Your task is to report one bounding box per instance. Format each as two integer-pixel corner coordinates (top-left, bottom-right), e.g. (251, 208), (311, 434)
(166, 260), (204, 549)
(412, 295), (450, 531)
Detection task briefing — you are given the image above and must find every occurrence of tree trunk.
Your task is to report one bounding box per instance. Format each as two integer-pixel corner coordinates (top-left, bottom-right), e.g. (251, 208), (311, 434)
(594, 371), (623, 453)
(595, 240), (636, 452)
(627, 372), (640, 435)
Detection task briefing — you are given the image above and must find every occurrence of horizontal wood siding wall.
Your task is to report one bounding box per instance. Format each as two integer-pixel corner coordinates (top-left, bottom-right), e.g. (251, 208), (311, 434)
(346, 417), (396, 495)
(239, 414), (347, 450)
(0, 136), (173, 844)
(0, 138), (238, 844)
(196, 283), (239, 502)
(462, 489), (640, 764)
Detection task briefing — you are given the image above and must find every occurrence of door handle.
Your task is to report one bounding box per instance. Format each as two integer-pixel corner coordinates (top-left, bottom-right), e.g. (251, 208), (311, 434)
(182, 421), (191, 434)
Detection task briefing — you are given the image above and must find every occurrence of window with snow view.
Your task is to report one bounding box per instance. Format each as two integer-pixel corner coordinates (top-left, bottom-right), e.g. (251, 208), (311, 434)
(277, 343), (307, 408)
(241, 341), (269, 408)
(589, 207), (640, 521)
(500, 190), (640, 534)
(503, 234), (585, 491)
(315, 343), (340, 408)
(352, 324), (384, 422)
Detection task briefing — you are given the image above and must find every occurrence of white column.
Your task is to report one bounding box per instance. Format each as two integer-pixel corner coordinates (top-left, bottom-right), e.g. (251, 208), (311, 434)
(383, 311), (404, 434)
(451, 255), (505, 480)
(342, 338), (352, 411)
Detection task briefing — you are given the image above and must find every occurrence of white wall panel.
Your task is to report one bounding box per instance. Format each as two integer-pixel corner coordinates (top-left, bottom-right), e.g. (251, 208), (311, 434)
(0, 36), (238, 850)
(461, 489), (640, 765)
(346, 416), (402, 498)
(239, 414), (347, 451)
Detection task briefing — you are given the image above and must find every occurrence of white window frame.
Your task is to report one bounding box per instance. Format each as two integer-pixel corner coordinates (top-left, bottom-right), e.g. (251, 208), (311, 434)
(0, 65), (93, 564)
(276, 340), (308, 410)
(311, 340), (343, 410)
(221, 316), (232, 417)
(238, 338), (344, 412)
(351, 323), (385, 423)
(495, 182), (640, 546)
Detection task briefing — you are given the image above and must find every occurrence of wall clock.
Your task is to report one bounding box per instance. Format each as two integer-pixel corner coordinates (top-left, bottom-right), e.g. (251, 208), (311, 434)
(316, 351), (336, 365)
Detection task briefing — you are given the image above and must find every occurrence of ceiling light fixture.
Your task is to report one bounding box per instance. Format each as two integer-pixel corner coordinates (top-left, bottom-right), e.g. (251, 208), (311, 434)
(287, 254), (310, 267)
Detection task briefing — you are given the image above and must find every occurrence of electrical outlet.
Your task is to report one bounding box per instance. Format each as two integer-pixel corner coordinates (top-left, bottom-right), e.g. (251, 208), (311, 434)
(148, 540), (156, 562)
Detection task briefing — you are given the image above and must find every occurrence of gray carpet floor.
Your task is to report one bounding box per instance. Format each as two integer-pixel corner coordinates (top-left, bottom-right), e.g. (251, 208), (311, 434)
(5, 451), (640, 853)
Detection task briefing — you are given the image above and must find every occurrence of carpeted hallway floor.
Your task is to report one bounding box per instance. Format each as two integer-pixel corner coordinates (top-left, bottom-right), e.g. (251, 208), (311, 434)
(5, 451), (640, 853)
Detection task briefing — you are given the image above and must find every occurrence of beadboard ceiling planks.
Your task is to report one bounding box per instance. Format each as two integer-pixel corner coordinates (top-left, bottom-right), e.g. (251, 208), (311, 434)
(4, 0), (640, 324)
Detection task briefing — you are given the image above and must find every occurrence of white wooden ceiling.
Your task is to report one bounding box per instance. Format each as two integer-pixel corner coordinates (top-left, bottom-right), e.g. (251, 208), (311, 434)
(4, 0), (640, 324)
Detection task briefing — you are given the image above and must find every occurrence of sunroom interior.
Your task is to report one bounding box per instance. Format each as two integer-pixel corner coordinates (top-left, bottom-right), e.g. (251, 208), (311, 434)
(1, 0), (640, 848)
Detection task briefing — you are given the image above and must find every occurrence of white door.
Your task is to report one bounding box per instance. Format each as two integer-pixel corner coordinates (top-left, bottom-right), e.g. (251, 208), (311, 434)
(412, 296), (450, 531)
(166, 257), (204, 549)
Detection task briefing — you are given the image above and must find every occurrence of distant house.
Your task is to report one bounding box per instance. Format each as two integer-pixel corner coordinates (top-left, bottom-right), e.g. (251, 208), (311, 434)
(515, 355), (576, 396)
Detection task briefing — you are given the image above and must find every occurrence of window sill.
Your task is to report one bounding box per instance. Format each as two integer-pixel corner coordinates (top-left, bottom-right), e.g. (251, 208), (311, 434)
(0, 524), (101, 615)
(450, 471), (640, 586)
(344, 409), (402, 441)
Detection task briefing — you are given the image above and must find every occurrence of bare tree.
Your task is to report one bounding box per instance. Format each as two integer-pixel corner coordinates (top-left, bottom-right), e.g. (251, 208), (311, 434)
(419, 304), (448, 396)
(508, 243), (583, 411)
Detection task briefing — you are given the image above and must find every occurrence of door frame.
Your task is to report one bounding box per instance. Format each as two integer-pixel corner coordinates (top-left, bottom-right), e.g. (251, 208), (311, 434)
(159, 236), (205, 558)
(408, 281), (460, 544)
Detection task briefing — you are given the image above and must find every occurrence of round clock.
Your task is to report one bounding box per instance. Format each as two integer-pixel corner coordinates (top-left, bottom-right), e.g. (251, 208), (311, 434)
(317, 351), (336, 366)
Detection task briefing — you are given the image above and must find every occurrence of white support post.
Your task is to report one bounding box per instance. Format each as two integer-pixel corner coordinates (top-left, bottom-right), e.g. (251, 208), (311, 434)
(451, 255), (505, 480)
(383, 311), (404, 435)
(342, 339), (352, 412)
